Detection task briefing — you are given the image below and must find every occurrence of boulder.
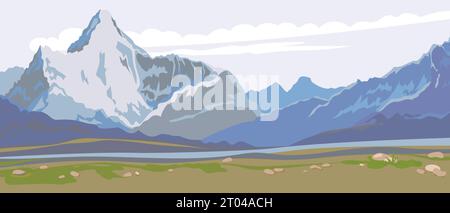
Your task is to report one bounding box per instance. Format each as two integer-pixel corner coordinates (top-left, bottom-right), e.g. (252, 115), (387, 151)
(12, 169), (26, 175)
(134, 171), (140, 176)
(432, 169), (447, 177)
(264, 169), (274, 175)
(122, 172), (133, 178)
(273, 168), (284, 173)
(168, 169), (174, 173)
(372, 153), (392, 161)
(70, 171), (80, 177)
(425, 164), (441, 172)
(222, 157), (233, 163)
(39, 165), (49, 170)
(427, 152), (445, 159)
(424, 164), (447, 176)
(321, 163), (331, 168)
(58, 175), (66, 179)
(309, 165), (322, 170)
(416, 169), (425, 175)
(359, 163), (365, 167)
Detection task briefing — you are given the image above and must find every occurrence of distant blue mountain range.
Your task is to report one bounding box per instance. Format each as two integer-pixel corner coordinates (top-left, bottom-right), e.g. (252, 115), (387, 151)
(207, 39), (450, 147)
(247, 77), (344, 110)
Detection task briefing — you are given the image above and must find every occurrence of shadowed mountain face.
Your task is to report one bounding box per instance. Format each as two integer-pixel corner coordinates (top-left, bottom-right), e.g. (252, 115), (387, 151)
(206, 98), (327, 147)
(138, 71), (257, 140)
(297, 114), (450, 145)
(0, 67), (24, 96)
(0, 97), (148, 148)
(0, 97), (253, 150)
(379, 44), (450, 118)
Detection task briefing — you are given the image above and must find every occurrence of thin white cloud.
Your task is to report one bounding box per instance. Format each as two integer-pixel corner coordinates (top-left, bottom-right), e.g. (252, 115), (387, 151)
(29, 28), (82, 52)
(29, 10), (450, 54)
(127, 10), (450, 48)
(150, 42), (346, 56)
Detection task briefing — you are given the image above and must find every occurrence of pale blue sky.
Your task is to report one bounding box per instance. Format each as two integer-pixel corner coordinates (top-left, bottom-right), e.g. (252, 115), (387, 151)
(2, 0), (450, 89)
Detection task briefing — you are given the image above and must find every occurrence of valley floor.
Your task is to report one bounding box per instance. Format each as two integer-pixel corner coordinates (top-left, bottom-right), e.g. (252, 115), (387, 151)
(0, 146), (449, 192)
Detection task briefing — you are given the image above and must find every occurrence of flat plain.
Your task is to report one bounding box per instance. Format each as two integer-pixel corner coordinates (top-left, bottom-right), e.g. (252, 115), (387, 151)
(0, 146), (449, 192)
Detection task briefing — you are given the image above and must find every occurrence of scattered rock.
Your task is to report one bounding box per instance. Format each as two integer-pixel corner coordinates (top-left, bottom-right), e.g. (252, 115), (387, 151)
(321, 163), (331, 168)
(423, 164), (447, 177)
(425, 164), (441, 173)
(309, 165), (322, 170)
(134, 171), (140, 176)
(427, 152), (445, 159)
(168, 169), (174, 173)
(273, 168), (284, 173)
(264, 169), (275, 175)
(122, 172), (133, 178)
(58, 175), (66, 179)
(416, 169), (425, 175)
(359, 163), (366, 167)
(222, 157), (233, 163)
(372, 153), (392, 161)
(39, 165), (49, 170)
(12, 169), (26, 175)
(432, 169), (447, 177)
(70, 171), (80, 177)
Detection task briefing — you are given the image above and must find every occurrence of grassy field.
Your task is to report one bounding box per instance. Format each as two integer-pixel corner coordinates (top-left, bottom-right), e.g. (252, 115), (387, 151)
(0, 147), (449, 192)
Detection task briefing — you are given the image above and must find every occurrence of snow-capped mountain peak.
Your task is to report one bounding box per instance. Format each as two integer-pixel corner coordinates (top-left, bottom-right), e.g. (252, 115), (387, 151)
(8, 10), (154, 128)
(6, 10), (253, 139)
(68, 10), (133, 53)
